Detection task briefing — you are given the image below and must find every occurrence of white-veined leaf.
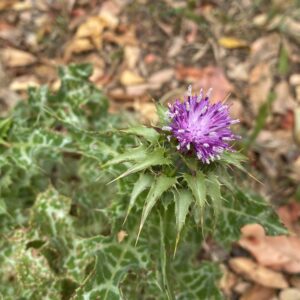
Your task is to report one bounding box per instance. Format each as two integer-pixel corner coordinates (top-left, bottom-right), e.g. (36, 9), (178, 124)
(123, 173), (154, 224)
(121, 126), (160, 143)
(174, 189), (193, 254)
(184, 172), (207, 226)
(136, 175), (176, 242)
(104, 145), (147, 167)
(110, 148), (171, 183)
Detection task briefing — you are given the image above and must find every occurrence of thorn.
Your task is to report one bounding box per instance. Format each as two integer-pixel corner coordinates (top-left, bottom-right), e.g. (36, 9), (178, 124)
(185, 101), (190, 111)
(187, 84), (192, 97)
(206, 87), (213, 99)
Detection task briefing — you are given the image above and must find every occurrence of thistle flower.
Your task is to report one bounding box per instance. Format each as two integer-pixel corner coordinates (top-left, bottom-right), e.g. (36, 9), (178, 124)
(163, 86), (240, 164)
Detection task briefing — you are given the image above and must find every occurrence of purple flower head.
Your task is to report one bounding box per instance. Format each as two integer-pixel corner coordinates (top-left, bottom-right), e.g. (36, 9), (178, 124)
(163, 86), (240, 164)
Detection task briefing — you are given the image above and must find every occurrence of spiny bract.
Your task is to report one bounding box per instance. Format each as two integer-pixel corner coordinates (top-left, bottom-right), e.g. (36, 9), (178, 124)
(163, 86), (240, 164)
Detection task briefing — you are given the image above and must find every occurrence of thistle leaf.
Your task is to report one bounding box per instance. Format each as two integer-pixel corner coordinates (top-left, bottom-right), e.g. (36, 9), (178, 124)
(136, 175), (176, 243)
(122, 126), (160, 143)
(175, 262), (223, 300)
(184, 172), (207, 226)
(206, 173), (222, 217)
(123, 173), (154, 224)
(211, 190), (288, 247)
(110, 148), (171, 183)
(174, 189), (193, 255)
(104, 145), (148, 167)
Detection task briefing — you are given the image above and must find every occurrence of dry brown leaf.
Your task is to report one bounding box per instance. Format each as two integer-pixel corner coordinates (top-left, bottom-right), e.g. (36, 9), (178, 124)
(239, 224), (300, 273)
(124, 46), (140, 69)
(218, 37), (248, 49)
(250, 34), (280, 65)
(117, 230), (128, 243)
(64, 38), (94, 61)
(291, 156), (300, 182)
(75, 16), (105, 48)
(219, 266), (237, 297)
(249, 62), (273, 115)
(294, 107), (300, 146)
(279, 288), (300, 300)
(240, 284), (275, 300)
(0, 0), (17, 11)
(148, 69), (174, 85)
(277, 203), (300, 233)
(103, 28), (137, 46)
(12, 0), (32, 11)
(282, 17), (300, 44)
(9, 75), (40, 91)
(133, 100), (158, 124)
(273, 81), (296, 114)
(120, 70), (144, 86)
(229, 257), (288, 288)
(1, 48), (37, 67)
(176, 66), (233, 102)
(168, 37), (184, 57)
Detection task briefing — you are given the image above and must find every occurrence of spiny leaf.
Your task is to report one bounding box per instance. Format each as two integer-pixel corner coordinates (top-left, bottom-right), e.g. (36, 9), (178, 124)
(123, 173), (154, 224)
(174, 189), (193, 255)
(104, 145), (148, 167)
(184, 172), (207, 227)
(72, 218), (150, 300)
(206, 173), (222, 217)
(110, 148), (171, 183)
(121, 126), (160, 143)
(174, 262), (223, 300)
(136, 175), (176, 243)
(211, 190), (288, 247)
(159, 211), (175, 300)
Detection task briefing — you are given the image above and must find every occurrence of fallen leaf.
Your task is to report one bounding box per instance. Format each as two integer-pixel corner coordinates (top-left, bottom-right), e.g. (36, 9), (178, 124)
(75, 16), (105, 48)
(229, 257), (288, 288)
(219, 266), (237, 297)
(64, 38), (94, 61)
(12, 0), (32, 11)
(133, 100), (158, 124)
(9, 75), (40, 91)
(279, 288), (300, 300)
(120, 70), (145, 86)
(278, 202), (300, 233)
(218, 37), (248, 49)
(290, 275), (300, 289)
(240, 284), (275, 300)
(103, 26), (137, 46)
(273, 81), (296, 114)
(294, 107), (300, 146)
(168, 37), (184, 57)
(124, 46), (140, 69)
(250, 34), (280, 64)
(282, 17), (300, 44)
(233, 281), (251, 295)
(176, 66), (233, 102)
(1, 48), (37, 67)
(291, 156), (300, 182)
(148, 69), (174, 85)
(238, 224), (300, 273)
(249, 62), (273, 115)
(117, 230), (128, 243)
(0, 0), (17, 11)
(290, 74), (300, 86)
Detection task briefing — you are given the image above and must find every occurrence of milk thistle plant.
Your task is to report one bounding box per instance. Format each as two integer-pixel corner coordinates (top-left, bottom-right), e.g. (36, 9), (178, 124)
(0, 65), (286, 299)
